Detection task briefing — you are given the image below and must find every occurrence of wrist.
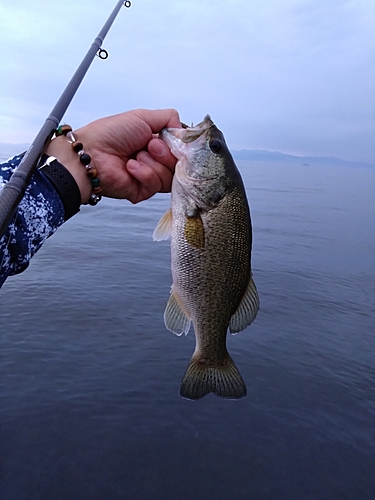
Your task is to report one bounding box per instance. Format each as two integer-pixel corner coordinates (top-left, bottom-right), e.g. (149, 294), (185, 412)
(38, 155), (81, 221)
(45, 135), (92, 204)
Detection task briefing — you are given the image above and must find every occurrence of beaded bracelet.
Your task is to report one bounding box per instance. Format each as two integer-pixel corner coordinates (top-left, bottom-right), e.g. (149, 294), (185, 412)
(55, 124), (102, 206)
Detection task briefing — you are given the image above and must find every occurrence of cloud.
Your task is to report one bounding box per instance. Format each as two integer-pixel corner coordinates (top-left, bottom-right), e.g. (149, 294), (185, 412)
(0, 0), (374, 162)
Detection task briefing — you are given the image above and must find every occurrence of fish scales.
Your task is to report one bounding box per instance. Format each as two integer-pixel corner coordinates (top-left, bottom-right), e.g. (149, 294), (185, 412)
(154, 115), (259, 400)
(172, 188), (251, 339)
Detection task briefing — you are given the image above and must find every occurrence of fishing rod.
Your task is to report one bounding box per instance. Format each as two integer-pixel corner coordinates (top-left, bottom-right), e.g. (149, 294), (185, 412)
(0, 0), (131, 238)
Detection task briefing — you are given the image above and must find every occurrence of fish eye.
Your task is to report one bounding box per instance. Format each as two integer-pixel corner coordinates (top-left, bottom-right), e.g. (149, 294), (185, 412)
(209, 139), (223, 154)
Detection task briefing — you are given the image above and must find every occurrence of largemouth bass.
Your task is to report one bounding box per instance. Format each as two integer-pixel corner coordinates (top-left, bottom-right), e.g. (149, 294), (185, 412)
(153, 115), (259, 400)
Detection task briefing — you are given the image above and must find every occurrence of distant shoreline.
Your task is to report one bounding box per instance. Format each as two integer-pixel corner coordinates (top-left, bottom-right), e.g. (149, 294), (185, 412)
(232, 149), (375, 169)
(1, 143), (373, 169)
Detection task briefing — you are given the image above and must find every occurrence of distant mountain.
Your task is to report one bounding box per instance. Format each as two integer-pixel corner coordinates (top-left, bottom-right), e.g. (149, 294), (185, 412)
(232, 149), (375, 169)
(1, 143), (373, 169)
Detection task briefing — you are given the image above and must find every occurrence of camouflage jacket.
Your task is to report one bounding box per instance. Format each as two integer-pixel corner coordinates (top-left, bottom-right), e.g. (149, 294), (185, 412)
(0, 154), (65, 287)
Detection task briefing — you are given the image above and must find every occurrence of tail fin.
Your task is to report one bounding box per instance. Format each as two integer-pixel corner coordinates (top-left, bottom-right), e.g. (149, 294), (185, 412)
(180, 353), (247, 400)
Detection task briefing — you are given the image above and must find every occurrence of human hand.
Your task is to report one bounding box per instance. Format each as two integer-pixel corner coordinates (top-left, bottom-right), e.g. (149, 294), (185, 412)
(45, 109), (181, 204)
(75, 109), (181, 203)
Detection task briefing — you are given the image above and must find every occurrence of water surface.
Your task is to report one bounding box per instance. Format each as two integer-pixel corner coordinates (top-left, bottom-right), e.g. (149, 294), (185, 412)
(1, 160), (374, 499)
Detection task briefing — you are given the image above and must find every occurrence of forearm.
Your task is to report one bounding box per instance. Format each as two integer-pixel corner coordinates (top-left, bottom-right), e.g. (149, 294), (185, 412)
(0, 154), (66, 286)
(1, 129), (105, 287)
(0, 108), (179, 287)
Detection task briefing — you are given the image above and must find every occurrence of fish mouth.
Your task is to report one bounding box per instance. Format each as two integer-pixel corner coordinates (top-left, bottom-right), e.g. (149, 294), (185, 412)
(160, 115), (214, 159)
(180, 115), (214, 143)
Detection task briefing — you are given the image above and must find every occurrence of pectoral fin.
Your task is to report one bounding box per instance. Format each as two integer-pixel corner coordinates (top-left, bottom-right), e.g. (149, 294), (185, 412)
(164, 286), (191, 336)
(153, 209), (172, 241)
(184, 212), (205, 249)
(229, 273), (259, 334)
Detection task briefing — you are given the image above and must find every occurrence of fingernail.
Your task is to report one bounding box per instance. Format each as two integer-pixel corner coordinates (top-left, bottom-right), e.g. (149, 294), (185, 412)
(137, 151), (154, 165)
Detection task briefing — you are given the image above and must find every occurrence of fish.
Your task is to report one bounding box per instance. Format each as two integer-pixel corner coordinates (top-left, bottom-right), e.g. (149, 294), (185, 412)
(153, 115), (259, 400)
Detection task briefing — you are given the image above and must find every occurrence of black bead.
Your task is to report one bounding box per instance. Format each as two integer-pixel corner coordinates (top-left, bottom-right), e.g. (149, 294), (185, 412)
(79, 153), (91, 165)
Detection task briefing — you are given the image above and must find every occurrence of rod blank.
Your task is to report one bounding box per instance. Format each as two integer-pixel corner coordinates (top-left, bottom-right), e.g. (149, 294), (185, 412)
(0, 0), (129, 238)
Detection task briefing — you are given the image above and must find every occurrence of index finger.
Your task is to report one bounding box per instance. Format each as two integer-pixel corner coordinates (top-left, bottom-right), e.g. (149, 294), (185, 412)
(132, 108), (181, 133)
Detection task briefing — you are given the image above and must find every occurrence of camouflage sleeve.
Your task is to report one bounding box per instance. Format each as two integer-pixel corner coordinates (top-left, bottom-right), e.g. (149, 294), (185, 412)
(0, 154), (65, 287)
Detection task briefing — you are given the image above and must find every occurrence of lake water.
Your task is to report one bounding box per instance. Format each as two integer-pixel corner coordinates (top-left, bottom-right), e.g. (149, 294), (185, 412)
(0, 159), (374, 499)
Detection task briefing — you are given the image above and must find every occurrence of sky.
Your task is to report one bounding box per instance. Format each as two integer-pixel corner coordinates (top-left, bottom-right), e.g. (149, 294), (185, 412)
(0, 0), (374, 163)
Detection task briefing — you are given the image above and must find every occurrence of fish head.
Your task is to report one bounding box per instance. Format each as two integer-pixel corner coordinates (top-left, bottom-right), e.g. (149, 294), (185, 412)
(161, 115), (237, 208)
